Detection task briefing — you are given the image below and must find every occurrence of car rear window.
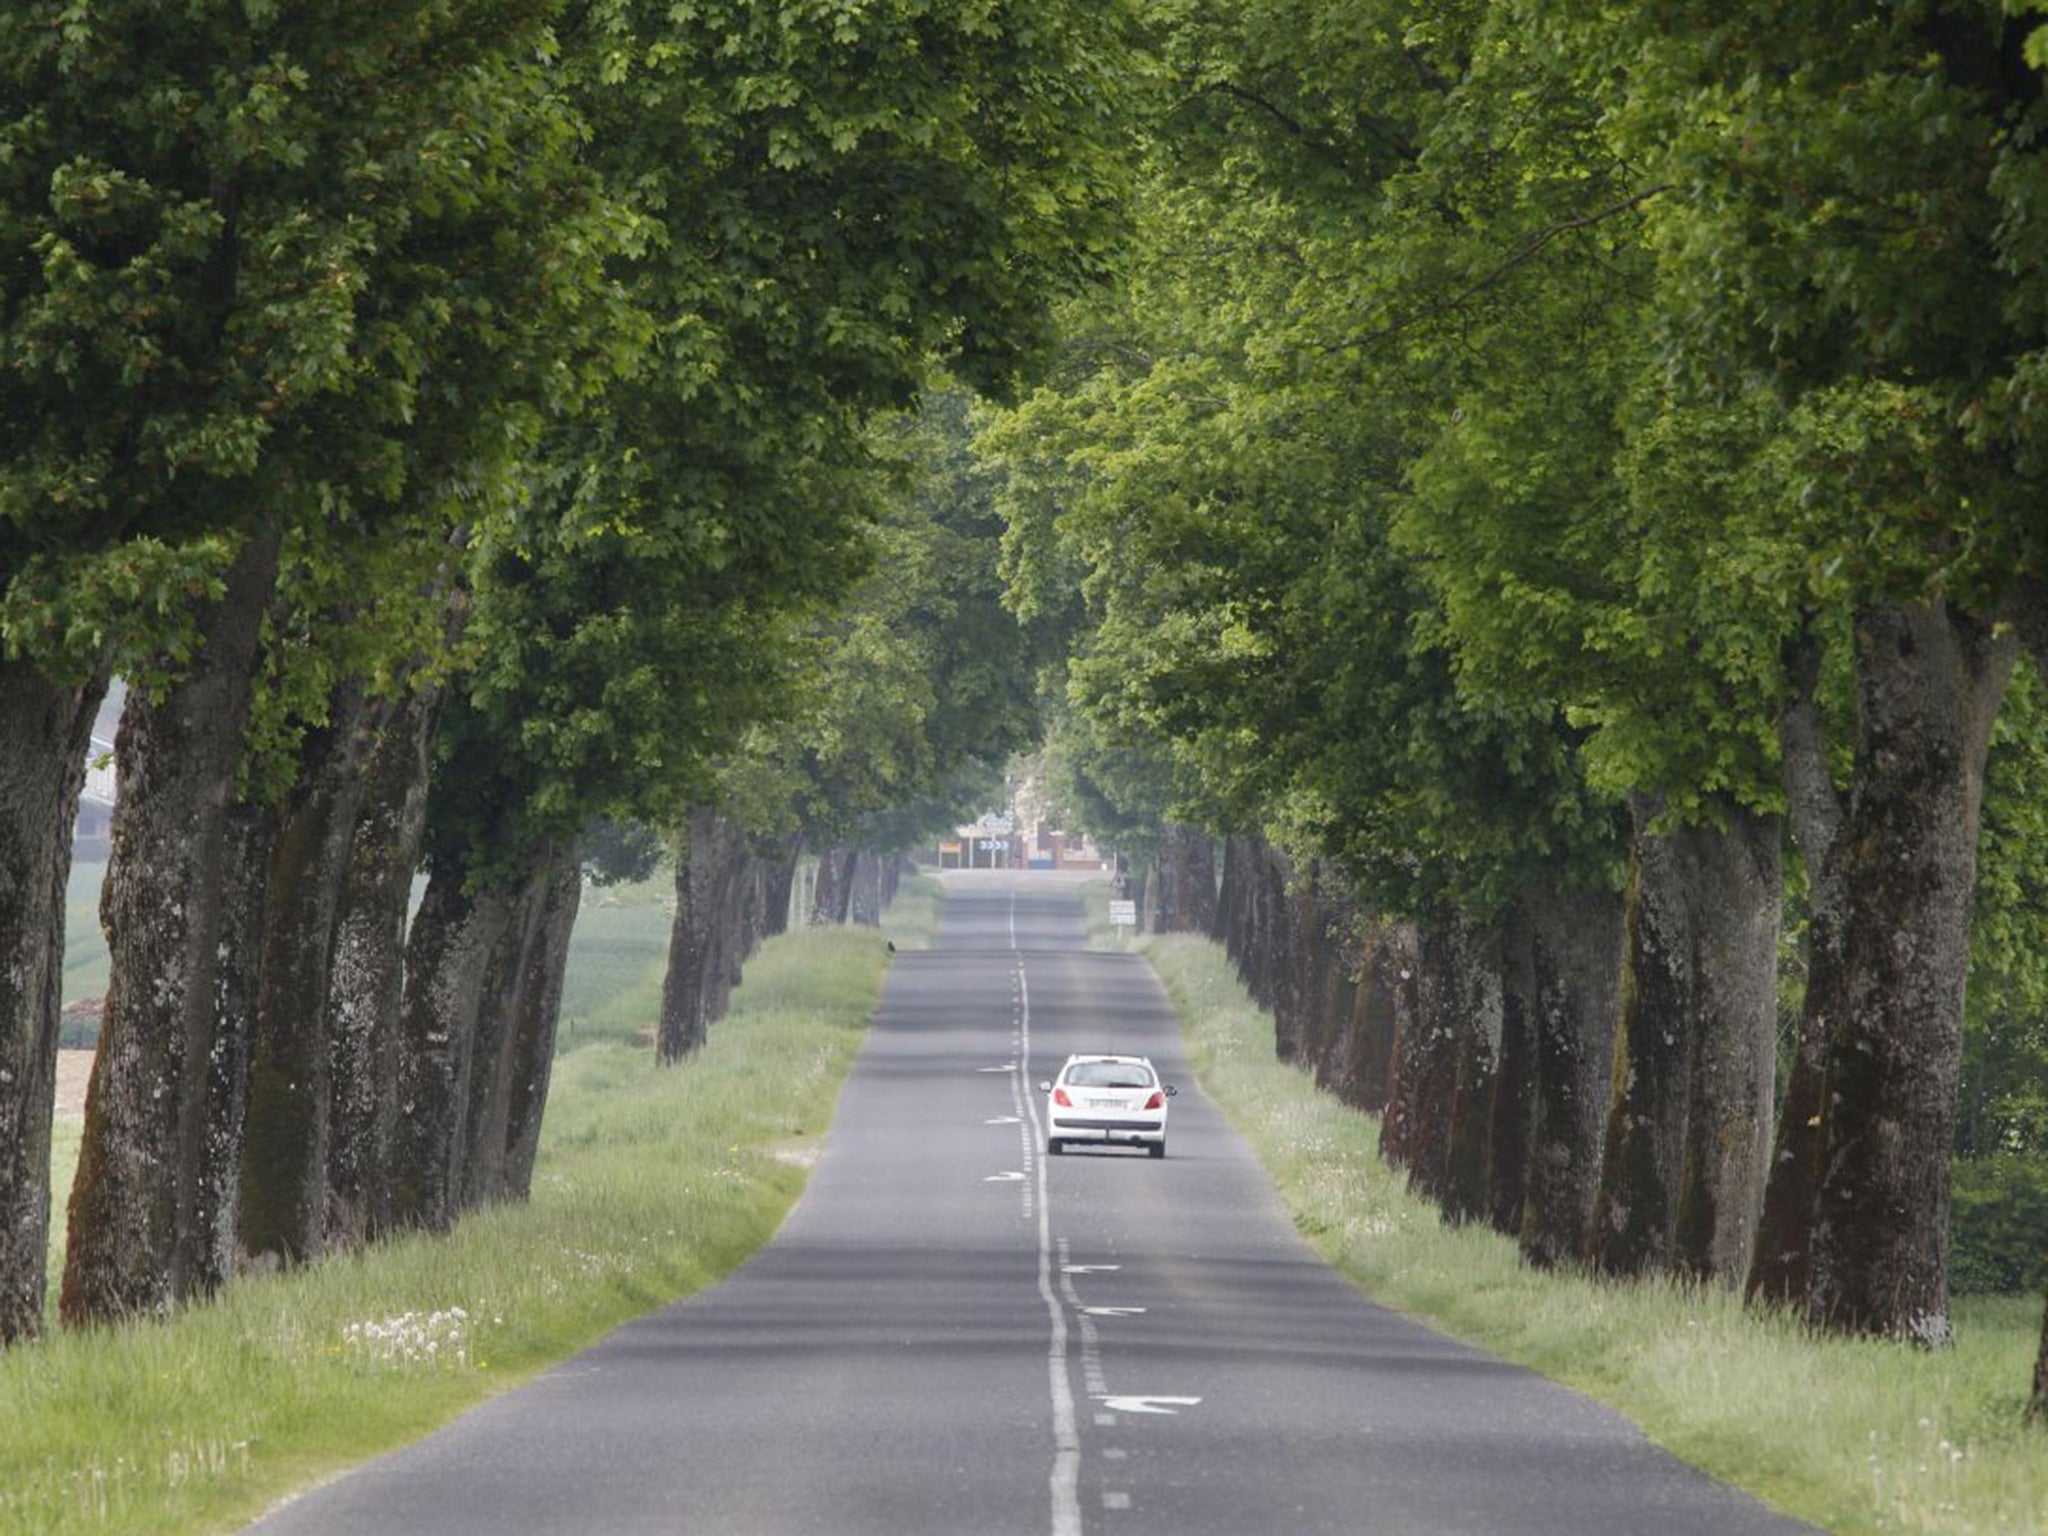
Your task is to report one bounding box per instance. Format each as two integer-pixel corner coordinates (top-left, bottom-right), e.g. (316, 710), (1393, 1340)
(1067, 1061), (1154, 1089)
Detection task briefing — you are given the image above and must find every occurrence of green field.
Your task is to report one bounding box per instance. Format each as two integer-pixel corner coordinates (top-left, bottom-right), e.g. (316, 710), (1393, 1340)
(62, 858), (109, 1012)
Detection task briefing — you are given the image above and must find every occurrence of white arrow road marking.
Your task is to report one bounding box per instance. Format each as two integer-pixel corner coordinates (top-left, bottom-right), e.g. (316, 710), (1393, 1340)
(1097, 1396), (1201, 1416)
(1061, 1264), (1121, 1274)
(978, 1063), (1016, 1074)
(1080, 1306), (1147, 1317)
(985, 1171), (1026, 1183)
(985, 1115), (1022, 1125)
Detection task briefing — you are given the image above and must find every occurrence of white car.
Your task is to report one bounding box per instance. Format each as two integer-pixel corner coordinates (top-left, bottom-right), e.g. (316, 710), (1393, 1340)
(1041, 1054), (1176, 1158)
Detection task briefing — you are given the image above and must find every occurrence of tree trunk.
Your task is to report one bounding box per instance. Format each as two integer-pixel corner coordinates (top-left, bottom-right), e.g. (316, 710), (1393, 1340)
(1441, 915), (1505, 1227)
(186, 804), (268, 1295)
(1748, 630), (1849, 1308)
(1297, 865), (1360, 1089)
(1513, 877), (1624, 1271)
(61, 525), (281, 1327)
(1252, 839), (1300, 1059)
(1143, 821), (1218, 937)
(659, 808), (751, 1063)
(1215, 833), (1254, 964)
(1335, 914), (1405, 1116)
(465, 844), (582, 1208)
(1392, 912), (1467, 1204)
(324, 683), (441, 1249)
(497, 853), (582, 1203)
(238, 682), (388, 1267)
(1374, 923), (1424, 1171)
(763, 835), (802, 939)
(1806, 602), (2015, 1342)
(810, 842), (857, 926)
(0, 663), (110, 1344)
(1670, 804), (1781, 1283)
(1589, 800), (1694, 1279)
(391, 866), (522, 1233)
(1488, 910), (1538, 1239)
(849, 849), (884, 927)
(1393, 910), (1502, 1220)
(1591, 796), (1781, 1283)
(2034, 1284), (2048, 1421)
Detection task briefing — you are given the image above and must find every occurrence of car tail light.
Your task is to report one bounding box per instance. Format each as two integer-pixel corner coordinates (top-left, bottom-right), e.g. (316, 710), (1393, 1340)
(1143, 1090), (1165, 1110)
(1053, 1087), (1073, 1107)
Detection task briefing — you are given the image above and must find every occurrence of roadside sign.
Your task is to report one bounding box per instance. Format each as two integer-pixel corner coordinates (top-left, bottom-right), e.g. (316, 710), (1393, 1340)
(1108, 899), (1137, 928)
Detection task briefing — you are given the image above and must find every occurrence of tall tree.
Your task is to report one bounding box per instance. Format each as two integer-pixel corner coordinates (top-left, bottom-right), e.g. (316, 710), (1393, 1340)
(1588, 0), (2047, 1341)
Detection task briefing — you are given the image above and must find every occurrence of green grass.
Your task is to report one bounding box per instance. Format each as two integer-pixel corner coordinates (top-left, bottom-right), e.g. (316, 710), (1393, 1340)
(1134, 925), (2048, 1536)
(7, 921), (890, 1536)
(63, 858), (109, 1005)
(880, 869), (944, 949)
(554, 875), (677, 1050)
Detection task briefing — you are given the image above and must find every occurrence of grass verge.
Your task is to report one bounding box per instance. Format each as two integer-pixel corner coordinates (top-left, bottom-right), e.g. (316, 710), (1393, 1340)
(879, 869), (944, 950)
(6, 921), (889, 1536)
(1139, 927), (2047, 1536)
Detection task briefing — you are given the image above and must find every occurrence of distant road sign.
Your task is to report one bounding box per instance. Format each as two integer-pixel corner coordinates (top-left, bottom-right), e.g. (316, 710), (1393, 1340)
(1108, 899), (1137, 928)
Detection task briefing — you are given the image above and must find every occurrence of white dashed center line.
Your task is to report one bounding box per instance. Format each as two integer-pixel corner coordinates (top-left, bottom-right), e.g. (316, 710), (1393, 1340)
(1017, 954), (1081, 1536)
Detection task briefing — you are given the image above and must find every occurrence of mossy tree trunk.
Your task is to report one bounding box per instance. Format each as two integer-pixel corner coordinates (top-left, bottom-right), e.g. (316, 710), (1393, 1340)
(1488, 912), (1538, 1239)
(1669, 802), (1781, 1283)
(1331, 915), (1404, 1116)
(658, 808), (753, 1063)
(1374, 922), (1424, 1172)
(496, 853), (583, 1203)
(62, 526), (281, 1326)
(0, 663), (109, 1344)
(390, 865), (523, 1232)
(239, 681), (388, 1268)
(461, 844), (581, 1208)
(1806, 603), (2014, 1342)
(324, 683), (441, 1250)
(1440, 914), (1505, 1227)
(187, 803), (268, 1296)
(1591, 796), (1781, 1283)
(1142, 820), (1217, 939)
(1297, 865), (1361, 1090)
(1391, 910), (1466, 1203)
(1513, 878), (1624, 1271)
(810, 842), (857, 926)
(1748, 629), (1849, 1309)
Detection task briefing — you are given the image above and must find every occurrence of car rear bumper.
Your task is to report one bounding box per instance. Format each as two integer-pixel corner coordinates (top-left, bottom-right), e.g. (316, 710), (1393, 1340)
(1050, 1116), (1165, 1142)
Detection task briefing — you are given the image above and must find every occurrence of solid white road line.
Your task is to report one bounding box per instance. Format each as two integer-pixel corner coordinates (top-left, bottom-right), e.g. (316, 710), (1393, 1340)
(1018, 956), (1082, 1536)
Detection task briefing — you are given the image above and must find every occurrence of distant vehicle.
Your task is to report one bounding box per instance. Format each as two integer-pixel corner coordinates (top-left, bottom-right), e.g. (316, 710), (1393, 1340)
(1040, 1054), (1176, 1158)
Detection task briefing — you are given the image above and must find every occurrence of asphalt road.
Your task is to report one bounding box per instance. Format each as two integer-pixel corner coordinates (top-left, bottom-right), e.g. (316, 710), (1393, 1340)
(246, 871), (1817, 1535)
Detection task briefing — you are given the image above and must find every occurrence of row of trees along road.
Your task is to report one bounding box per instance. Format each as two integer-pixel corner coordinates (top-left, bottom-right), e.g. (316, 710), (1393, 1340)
(981, 0), (2048, 1415)
(0, 0), (1136, 1344)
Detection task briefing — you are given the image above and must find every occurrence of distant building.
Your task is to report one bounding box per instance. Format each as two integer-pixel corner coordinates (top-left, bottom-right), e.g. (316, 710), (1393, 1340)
(934, 796), (1104, 871)
(74, 734), (115, 858)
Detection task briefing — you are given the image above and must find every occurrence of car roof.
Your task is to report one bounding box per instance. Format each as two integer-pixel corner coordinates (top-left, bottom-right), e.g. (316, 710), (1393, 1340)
(1060, 1053), (1152, 1066)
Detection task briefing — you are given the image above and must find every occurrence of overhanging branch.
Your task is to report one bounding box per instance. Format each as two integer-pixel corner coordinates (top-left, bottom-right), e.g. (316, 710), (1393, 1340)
(1335, 182), (1673, 353)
